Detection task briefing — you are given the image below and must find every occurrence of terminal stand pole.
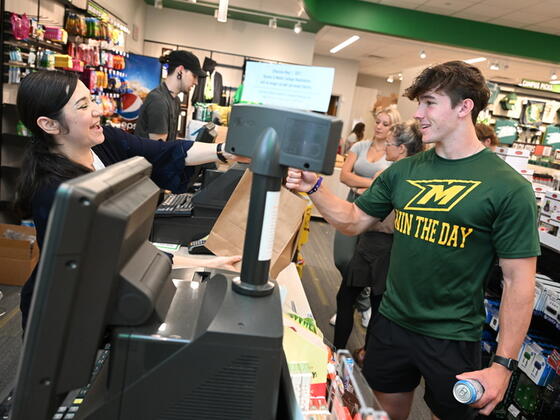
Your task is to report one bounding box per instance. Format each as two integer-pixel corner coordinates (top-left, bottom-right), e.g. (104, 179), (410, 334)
(232, 127), (283, 297)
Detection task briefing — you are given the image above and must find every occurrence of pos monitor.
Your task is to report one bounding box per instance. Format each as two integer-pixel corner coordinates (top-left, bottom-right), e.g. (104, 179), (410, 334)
(10, 157), (175, 419)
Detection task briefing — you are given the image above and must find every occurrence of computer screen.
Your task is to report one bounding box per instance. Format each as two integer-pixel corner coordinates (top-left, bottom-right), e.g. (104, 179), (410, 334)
(10, 157), (174, 420)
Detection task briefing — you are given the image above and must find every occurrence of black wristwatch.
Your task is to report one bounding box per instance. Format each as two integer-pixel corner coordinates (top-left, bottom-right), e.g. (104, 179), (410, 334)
(492, 355), (518, 371)
(216, 143), (228, 163)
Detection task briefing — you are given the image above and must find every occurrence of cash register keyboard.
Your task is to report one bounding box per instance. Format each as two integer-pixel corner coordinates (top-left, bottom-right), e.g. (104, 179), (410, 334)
(51, 348), (110, 419)
(155, 193), (194, 217)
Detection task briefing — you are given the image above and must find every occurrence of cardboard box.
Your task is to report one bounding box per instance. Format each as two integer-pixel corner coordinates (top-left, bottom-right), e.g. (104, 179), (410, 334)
(0, 224), (39, 286)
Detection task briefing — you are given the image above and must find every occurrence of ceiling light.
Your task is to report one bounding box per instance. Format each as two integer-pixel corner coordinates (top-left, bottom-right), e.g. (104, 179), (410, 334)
(268, 17), (277, 29)
(551, 71), (558, 81)
(419, 50), (426, 59)
(464, 57), (487, 64)
(217, 0), (229, 23)
(330, 35), (360, 54)
(489, 62), (500, 71)
(387, 75), (394, 83)
(154, 0), (163, 9)
(294, 21), (302, 34)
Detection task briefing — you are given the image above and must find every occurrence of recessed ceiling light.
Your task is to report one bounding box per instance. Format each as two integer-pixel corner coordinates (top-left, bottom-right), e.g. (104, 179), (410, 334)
(464, 57), (487, 64)
(330, 35), (360, 54)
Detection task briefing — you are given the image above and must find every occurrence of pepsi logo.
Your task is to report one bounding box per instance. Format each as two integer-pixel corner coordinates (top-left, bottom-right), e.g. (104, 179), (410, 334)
(119, 93), (143, 120)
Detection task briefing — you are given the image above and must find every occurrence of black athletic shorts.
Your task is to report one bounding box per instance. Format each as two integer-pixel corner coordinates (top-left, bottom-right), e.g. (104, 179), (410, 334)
(362, 314), (481, 420)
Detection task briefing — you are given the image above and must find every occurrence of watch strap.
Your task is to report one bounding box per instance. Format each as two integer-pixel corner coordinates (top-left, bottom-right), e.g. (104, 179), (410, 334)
(492, 355), (517, 371)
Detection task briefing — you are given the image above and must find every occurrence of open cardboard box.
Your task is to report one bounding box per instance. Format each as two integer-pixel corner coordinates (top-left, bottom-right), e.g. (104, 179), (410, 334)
(0, 224), (39, 286)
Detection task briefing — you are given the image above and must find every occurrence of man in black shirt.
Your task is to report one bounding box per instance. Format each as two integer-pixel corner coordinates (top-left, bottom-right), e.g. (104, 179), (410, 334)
(135, 50), (205, 141)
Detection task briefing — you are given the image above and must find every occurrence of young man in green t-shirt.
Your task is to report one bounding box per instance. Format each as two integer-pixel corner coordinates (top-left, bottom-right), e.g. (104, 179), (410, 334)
(286, 61), (539, 420)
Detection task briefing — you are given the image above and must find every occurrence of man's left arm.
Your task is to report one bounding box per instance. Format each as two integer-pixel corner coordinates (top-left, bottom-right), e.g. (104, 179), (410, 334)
(457, 256), (536, 415)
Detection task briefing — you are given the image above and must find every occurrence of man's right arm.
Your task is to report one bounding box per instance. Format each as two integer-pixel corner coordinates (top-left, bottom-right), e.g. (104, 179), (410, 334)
(285, 168), (379, 236)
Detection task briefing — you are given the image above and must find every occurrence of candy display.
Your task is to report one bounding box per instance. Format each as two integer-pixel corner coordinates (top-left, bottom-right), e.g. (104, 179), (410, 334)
(5, 8), (131, 128)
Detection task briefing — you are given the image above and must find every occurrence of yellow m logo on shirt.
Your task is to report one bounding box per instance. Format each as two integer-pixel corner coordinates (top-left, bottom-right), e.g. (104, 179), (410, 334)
(404, 180), (481, 211)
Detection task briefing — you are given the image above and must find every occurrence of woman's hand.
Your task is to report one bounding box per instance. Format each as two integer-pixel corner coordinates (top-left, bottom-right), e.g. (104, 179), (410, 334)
(173, 254), (241, 271)
(224, 151), (251, 164)
(203, 255), (242, 271)
(285, 168), (319, 193)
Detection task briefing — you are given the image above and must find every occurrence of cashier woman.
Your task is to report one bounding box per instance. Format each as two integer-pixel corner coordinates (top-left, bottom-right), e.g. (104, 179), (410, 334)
(14, 70), (240, 330)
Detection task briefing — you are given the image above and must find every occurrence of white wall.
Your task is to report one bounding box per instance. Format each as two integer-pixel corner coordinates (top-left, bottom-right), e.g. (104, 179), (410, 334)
(397, 65), (426, 120)
(94, 0), (146, 54)
(350, 86), (378, 140)
(357, 74), (401, 98)
(143, 8), (315, 65)
(312, 54), (359, 135)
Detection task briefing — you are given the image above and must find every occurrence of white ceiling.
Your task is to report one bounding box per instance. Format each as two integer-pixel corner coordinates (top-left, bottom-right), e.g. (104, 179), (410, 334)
(314, 25), (560, 84)
(369, 0), (560, 35)
(206, 0), (560, 84)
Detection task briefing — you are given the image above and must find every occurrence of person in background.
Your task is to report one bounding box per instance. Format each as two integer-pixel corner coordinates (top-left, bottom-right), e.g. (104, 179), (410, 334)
(135, 50), (206, 142)
(286, 61), (538, 420)
(345, 120), (424, 366)
(341, 122), (365, 155)
(475, 123), (499, 151)
(15, 70), (239, 331)
(330, 108), (401, 347)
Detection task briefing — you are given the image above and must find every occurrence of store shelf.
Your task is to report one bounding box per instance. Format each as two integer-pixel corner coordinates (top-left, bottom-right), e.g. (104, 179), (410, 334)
(4, 60), (36, 69)
(529, 159), (560, 171)
(2, 37), (65, 53)
(539, 230), (560, 253)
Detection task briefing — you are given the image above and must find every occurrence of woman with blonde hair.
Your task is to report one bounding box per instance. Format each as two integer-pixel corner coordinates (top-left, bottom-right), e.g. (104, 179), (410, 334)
(330, 107), (401, 342)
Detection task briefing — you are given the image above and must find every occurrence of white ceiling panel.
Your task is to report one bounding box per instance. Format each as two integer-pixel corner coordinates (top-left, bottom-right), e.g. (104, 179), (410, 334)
(315, 24), (560, 85)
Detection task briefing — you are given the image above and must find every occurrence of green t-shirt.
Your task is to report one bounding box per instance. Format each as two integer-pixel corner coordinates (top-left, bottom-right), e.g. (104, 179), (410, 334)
(355, 148), (540, 341)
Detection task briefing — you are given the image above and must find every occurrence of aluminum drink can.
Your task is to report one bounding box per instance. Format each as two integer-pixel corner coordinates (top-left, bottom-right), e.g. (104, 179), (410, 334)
(453, 379), (484, 404)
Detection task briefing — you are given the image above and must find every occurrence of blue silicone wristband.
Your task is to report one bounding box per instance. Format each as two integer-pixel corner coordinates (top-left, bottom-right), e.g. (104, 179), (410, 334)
(307, 176), (323, 195)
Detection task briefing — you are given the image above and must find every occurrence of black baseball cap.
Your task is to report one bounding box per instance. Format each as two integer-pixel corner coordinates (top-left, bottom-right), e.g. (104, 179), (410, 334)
(167, 50), (206, 78)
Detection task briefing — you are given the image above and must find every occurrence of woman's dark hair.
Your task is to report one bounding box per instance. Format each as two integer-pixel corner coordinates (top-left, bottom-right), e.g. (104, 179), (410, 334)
(404, 61), (490, 124)
(390, 120), (424, 156)
(14, 70), (91, 216)
(351, 122), (365, 141)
